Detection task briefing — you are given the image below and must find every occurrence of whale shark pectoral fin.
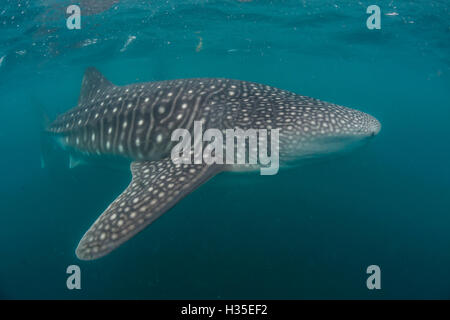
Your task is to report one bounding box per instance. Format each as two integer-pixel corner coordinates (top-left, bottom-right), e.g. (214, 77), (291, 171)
(75, 158), (222, 260)
(78, 67), (115, 105)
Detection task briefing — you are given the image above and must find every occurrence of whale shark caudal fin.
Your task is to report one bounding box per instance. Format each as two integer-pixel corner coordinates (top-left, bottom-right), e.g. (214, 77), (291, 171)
(75, 158), (223, 260)
(78, 67), (114, 105)
(31, 97), (54, 169)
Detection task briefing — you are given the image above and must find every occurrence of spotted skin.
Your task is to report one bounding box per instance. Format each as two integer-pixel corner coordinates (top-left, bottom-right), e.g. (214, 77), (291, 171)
(76, 159), (220, 260)
(48, 67), (381, 260)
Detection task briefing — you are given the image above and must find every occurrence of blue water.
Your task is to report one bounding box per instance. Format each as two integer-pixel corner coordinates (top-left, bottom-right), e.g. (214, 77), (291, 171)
(0, 0), (449, 299)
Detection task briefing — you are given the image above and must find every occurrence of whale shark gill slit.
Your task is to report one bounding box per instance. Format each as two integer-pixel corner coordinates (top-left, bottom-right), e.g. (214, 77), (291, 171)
(75, 159), (222, 260)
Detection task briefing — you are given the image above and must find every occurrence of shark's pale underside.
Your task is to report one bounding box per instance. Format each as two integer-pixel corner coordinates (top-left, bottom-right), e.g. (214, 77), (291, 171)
(47, 67), (381, 260)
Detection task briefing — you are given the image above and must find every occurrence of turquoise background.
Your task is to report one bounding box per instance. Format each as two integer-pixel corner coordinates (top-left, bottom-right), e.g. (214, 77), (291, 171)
(0, 0), (449, 298)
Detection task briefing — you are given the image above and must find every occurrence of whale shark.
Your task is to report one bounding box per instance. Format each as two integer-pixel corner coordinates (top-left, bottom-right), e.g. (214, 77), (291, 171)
(47, 67), (381, 260)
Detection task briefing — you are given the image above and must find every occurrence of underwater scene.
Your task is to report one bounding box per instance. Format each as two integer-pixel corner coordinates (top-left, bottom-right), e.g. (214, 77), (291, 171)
(0, 0), (449, 299)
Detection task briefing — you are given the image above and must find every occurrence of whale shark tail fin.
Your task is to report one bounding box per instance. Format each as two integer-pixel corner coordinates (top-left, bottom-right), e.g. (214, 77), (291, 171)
(78, 67), (115, 105)
(38, 67), (114, 169)
(40, 127), (53, 170)
(75, 158), (223, 260)
(30, 96), (56, 169)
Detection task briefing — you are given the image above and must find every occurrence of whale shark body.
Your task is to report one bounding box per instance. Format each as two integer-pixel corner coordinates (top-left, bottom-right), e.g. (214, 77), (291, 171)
(47, 67), (381, 260)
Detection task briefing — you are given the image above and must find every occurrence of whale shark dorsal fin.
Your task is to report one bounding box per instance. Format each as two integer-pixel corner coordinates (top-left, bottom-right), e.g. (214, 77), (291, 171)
(78, 67), (114, 105)
(75, 158), (223, 260)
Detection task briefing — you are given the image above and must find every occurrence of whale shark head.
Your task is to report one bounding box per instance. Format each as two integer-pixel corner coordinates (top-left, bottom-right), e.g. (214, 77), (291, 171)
(285, 103), (381, 159)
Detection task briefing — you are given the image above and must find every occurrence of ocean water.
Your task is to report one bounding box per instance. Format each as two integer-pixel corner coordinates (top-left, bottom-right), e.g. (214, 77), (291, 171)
(0, 0), (449, 299)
